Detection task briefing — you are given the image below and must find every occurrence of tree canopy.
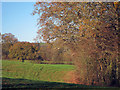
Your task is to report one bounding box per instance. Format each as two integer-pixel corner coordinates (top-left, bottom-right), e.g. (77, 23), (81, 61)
(8, 42), (42, 60)
(2, 33), (18, 59)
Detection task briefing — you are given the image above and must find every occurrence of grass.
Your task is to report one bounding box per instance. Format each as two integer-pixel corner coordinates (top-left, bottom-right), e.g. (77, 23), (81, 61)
(2, 60), (118, 89)
(2, 60), (75, 82)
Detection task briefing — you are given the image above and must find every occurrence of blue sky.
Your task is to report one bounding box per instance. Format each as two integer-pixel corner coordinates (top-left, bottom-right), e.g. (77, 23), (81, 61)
(2, 1), (119, 42)
(2, 2), (39, 42)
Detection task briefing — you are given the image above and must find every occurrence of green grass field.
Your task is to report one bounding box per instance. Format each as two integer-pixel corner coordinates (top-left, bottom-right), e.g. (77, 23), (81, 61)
(2, 60), (75, 82)
(2, 60), (117, 89)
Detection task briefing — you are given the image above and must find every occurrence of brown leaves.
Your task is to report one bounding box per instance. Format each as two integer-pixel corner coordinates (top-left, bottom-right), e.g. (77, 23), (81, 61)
(33, 2), (118, 53)
(114, 2), (119, 9)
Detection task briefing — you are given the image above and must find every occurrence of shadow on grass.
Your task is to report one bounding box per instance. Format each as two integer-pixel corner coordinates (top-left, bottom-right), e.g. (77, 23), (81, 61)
(2, 77), (119, 89)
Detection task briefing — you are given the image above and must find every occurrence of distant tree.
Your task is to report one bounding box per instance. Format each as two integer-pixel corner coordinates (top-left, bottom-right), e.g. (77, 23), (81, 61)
(0, 33), (2, 43)
(0, 33), (1, 59)
(51, 39), (71, 64)
(38, 43), (52, 61)
(9, 42), (43, 62)
(2, 33), (18, 59)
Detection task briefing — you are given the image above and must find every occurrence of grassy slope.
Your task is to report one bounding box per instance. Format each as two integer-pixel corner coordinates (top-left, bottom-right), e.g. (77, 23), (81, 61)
(2, 60), (117, 89)
(2, 60), (75, 82)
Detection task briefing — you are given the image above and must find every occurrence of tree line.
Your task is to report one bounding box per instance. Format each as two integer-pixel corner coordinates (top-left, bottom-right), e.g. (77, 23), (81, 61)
(1, 33), (73, 64)
(33, 2), (119, 86)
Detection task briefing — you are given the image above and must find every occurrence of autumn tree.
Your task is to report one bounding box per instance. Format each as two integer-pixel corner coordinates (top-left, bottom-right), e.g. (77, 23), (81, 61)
(51, 39), (73, 64)
(9, 42), (43, 62)
(2, 33), (18, 59)
(0, 33), (1, 59)
(37, 41), (72, 64)
(33, 2), (119, 86)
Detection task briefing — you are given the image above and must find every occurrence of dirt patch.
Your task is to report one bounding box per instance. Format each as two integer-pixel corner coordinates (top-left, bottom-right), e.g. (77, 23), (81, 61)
(64, 71), (79, 84)
(64, 71), (102, 86)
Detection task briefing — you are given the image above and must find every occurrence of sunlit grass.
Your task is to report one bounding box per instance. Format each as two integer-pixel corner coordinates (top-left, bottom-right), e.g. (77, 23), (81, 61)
(2, 60), (75, 82)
